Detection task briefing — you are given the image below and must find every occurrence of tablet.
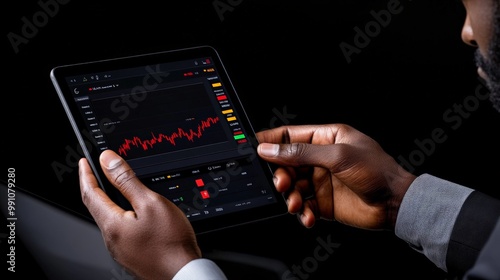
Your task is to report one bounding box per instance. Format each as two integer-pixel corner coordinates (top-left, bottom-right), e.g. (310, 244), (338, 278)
(50, 45), (287, 234)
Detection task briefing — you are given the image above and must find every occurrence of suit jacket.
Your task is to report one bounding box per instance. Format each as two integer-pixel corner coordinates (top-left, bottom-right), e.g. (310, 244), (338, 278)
(448, 192), (500, 279)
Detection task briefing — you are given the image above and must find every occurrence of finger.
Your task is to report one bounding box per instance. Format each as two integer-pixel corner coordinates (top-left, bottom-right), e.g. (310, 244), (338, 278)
(79, 157), (129, 225)
(256, 125), (326, 144)
(272, 167), (300, 214)
(99, 150), (151, 211)
(285, 178), (313, 214)
(285, 187), (302, 214)
(299, 200), (317, 228)
(272, 167), (294, 193)
(258, 142), (338, 170)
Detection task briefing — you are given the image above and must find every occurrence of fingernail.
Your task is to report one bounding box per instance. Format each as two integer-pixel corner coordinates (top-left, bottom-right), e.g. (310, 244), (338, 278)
(259, 143), (279, 157)
(101, 151), (122, 169)
(78, 158), (84, 168)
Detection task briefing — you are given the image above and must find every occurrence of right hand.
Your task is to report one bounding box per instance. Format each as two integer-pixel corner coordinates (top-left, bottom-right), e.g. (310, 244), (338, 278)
(256, 124), (416, 230)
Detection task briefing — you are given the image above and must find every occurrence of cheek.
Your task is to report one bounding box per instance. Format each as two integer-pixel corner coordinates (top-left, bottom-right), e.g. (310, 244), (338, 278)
(473, 9), (494, 56)
(476, 30), (492, 58)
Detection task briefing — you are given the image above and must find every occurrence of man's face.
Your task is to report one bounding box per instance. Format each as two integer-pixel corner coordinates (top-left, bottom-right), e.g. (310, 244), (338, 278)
(461, 0), (500, 111)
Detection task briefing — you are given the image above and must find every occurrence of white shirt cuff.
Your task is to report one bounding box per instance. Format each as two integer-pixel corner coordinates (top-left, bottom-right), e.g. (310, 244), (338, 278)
(172, 258), (227, 280)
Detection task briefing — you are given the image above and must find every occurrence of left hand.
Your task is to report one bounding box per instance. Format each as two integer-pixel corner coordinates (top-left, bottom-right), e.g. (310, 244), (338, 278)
(79, 149), (202, 279)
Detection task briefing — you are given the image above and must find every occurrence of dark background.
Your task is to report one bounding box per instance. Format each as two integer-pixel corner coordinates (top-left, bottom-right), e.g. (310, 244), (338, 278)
(3, 0), (500, 279)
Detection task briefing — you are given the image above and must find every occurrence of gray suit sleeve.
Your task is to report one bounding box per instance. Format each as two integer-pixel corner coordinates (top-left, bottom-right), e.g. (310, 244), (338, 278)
(394, 173), (474, 272)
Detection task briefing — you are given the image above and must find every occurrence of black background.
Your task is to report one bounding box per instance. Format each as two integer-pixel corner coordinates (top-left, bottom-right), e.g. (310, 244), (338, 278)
(3, 0), (500, 279)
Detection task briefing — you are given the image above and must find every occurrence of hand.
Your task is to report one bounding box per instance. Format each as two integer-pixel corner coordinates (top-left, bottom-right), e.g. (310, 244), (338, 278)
(256, 124), (416, 230)
(79, 150), (201, 280)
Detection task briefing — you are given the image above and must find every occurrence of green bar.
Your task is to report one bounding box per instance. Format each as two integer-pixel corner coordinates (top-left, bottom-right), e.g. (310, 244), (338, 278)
(234, 134), (246, 140)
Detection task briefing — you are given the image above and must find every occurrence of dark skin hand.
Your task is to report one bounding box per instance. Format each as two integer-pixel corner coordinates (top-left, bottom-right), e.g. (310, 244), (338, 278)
(79, 123), (416, 279)
(79, 150), (201, 280)
(256, 123), (417, 230)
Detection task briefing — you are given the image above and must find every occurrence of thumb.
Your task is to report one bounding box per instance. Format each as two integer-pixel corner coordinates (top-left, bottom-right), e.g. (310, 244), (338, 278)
(100, 149), (150, 206)
(257, 142), (334, 169)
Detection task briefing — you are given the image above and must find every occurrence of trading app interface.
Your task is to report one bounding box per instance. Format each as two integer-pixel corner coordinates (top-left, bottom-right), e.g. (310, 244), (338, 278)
(65, 57), (277, 221)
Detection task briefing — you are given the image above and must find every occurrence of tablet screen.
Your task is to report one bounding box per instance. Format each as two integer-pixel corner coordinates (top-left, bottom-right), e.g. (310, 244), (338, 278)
(50, 46), (287, 234)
